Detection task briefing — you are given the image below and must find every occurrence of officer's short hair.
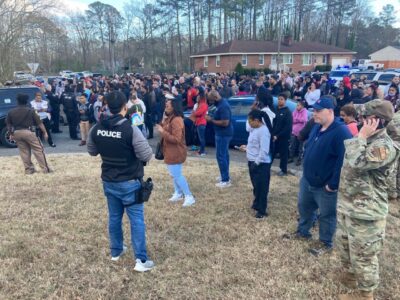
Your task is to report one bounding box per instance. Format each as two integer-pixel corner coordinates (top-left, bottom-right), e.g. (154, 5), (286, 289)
(106, 91), (127, 114)
(17, 94), (29, 105)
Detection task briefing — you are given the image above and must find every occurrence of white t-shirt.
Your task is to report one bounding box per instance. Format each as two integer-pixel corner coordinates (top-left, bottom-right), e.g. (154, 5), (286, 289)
(305, 89), (321, 106)
(30, 99), (49, 120)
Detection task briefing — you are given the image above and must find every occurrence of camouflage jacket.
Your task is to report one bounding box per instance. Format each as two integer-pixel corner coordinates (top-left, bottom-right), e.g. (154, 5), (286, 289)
(387, 112), (400, 198)
(338, 128), (397, 220)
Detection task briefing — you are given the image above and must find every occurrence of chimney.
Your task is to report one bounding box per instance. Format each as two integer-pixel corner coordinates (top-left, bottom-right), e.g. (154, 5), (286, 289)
(282, 35), (293, 46)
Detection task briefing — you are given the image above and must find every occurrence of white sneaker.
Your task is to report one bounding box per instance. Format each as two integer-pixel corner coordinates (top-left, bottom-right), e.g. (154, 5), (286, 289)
(111, 245), (128, 261)
(182, 195), (195, 207)
(215, 181), (232, 188)
(169, 193), (183, 202)
(134, 259), (155, 272)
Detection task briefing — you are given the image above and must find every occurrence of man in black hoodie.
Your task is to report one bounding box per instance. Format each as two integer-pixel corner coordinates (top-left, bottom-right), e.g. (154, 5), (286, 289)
(273, 93), (293, 176)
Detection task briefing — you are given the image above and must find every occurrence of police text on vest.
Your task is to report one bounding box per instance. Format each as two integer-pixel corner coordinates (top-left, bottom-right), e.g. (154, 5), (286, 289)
(97, 130), (122, 138)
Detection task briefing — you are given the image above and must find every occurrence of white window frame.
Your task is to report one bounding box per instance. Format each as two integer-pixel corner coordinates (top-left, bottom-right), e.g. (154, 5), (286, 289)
(302, 54), (312, 66)
(258, 54), (264, 65)
(216, 55), (220, 67)
(204, 56), (208, 68)
(282, 54), (293, 64)
(242, 54), (248, 66)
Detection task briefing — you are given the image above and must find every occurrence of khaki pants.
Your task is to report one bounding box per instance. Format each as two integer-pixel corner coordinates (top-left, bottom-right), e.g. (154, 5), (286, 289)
(13, 130), (50, 174)
(79, 121), (90, 142)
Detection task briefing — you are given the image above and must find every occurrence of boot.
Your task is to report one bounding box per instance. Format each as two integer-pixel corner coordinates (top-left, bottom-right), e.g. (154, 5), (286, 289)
(337, 271), (357, 289)
(338, 290), (373, 300)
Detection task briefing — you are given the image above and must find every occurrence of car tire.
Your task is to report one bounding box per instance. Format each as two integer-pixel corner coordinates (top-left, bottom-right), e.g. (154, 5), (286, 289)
(0, 127), (18, 148)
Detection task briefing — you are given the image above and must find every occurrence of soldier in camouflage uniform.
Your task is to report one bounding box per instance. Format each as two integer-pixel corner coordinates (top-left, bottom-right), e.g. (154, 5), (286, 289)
(337, 100), (397, 300)
(387, 111), (400, 201)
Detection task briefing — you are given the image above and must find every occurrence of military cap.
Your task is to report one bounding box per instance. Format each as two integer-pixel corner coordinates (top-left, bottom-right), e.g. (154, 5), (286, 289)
(355, 99), (394, 122)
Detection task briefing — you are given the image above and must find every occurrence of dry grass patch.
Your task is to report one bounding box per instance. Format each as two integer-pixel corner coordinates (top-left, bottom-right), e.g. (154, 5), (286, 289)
(0, 155), (399, 299)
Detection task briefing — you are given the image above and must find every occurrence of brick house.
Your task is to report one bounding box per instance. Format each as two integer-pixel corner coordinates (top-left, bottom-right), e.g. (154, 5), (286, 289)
(369, 46), (400, 69)
(190, 38), (356, 73)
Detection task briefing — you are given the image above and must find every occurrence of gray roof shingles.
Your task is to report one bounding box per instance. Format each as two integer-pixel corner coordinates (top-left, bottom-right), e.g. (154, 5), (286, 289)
(192, 40), (355, 56)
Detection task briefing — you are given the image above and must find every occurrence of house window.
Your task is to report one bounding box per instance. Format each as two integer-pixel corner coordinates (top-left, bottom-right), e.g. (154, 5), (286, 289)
(322, 55), (328, 64)
(258, 54), (264, 65)
(302, 54), (312, 65)
(282, 54), (293, 64)
(216, 55), (220, 67)
(271, 55), (277, 64)
(242, 54), (248, 66)
(204, 56), (208, 68)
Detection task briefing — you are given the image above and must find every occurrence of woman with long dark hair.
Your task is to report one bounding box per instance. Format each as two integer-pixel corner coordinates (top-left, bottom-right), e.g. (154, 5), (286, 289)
(156, 98), (195, 207)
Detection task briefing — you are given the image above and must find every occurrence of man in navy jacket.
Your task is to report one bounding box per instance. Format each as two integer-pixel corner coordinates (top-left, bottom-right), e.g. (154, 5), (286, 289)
(284, 96), (352, 256)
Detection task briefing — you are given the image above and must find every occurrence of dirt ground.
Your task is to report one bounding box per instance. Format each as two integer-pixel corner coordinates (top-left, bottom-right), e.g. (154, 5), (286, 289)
(0, 155), (399, 299)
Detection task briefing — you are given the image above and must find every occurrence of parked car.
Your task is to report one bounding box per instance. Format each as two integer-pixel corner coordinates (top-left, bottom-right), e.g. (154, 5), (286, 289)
(329, 69), (358, 87)
(184, 95), (311, 147)
(82, 71), (93, 78)
(0, 86), (42, 148)
(59, 70), (74, 78)
(353, 71), (400, 86)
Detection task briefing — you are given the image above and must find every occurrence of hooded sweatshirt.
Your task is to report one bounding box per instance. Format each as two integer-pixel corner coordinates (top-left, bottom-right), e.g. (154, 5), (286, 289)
(303, 118), (352, 190)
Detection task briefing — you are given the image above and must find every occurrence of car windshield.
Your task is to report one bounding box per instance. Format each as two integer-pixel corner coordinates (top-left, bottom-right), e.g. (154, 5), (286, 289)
(354, 73), (376, 80)
(329, 71), (350, 77)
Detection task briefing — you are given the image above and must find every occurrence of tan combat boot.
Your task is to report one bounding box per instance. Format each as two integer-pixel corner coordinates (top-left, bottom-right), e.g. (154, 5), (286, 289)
(337, 271), (357, 289)
(338, 290), (373, 300)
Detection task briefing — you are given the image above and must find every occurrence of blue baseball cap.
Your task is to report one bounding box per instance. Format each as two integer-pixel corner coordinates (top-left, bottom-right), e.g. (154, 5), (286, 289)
(312, 96), (335, 110)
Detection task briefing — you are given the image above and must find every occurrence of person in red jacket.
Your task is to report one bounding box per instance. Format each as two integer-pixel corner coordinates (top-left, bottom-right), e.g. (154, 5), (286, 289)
(193, 87), (209, 156)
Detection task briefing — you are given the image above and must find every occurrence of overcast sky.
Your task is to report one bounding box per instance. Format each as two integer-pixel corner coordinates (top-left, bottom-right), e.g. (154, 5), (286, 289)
(59, 0), (398, 26)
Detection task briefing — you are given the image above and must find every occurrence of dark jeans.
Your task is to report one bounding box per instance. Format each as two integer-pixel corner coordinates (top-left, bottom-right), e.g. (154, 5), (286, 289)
(274, 137), (289, 173)
(37, 118), (54, 145)
(289, 135), (304, 159)
(297, 177), (338, 248)
(184, 118), (197, 146)
(50, 105), (60, 132)
(248, 161), (271, 216)
(197, 125), (206, 154)
(65, 111), (78, 139)
(145, 114), (153, 138)
(215, 135), (232, 182)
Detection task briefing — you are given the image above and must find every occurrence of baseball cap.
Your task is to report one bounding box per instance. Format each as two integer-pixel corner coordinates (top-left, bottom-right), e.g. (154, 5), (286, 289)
(312, 96), (335, 110)
(362, 99), (394, 122)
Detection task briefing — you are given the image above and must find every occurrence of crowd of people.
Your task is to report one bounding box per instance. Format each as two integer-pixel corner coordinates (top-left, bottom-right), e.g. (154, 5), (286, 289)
(5, 69), (400, 299)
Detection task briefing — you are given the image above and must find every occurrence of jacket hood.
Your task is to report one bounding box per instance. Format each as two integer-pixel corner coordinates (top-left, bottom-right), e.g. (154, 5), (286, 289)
(100, 114), (125, 129)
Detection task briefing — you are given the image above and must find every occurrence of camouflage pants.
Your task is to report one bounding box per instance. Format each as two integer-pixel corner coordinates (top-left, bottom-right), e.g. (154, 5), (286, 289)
(337, 213), (386, 292)
(389, 158), (399, 200)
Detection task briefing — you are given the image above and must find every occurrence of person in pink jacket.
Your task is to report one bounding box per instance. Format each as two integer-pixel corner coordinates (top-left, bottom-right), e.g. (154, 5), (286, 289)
(289, 100), (308, 166)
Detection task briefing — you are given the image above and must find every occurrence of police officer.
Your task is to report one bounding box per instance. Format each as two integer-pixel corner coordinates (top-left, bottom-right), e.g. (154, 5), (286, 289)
(45, 85), (62, 133)
(87, 91), (154, 272)
(61, 84), (79, 140)
(337, 100), (396, 300)
(6, 94), (51, 174)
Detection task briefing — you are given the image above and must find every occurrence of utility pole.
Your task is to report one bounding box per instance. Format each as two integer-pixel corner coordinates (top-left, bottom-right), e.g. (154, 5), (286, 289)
(276, 10), (283, 72)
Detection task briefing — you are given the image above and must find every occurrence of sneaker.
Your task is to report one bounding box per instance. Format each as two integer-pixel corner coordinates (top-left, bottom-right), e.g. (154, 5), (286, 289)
(215, 181), (232, 188)
(49, 143), (56, 148)
(308, 242), (333, 256)
(197, 152), (206, 157)
(111, 245), (128, 261)
(182, 195), (195, 207)
(277, 171), (287, 176)
(282, 231), (311, 241)
(134, 259), (154, 272)
(255, 212), (267, 219)
(169, 193), (183, 202)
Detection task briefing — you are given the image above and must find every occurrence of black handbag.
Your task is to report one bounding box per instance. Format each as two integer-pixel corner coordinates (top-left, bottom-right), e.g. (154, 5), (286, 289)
(155, 139), (164, 160)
